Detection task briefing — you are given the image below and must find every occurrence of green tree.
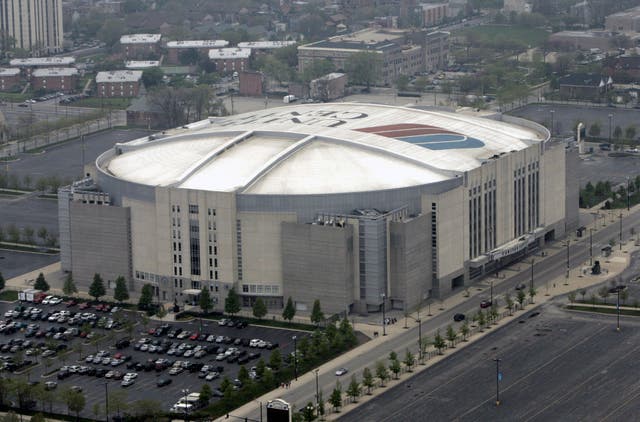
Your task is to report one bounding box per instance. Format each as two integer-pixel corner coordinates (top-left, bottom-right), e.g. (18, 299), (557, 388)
(460, 320), (470, 341)
(301, 401), (316, 422)
(598, 285), (610, 304)
(395, 74), (409, 91)
(345, 51), (381, 89)
(505, 292), (514, 315)
(517, 289), (527, 309)
(198, 286), (213, 314)
(346, 375), (361, 403)
(389, 358), (401, 379)
(199, 384), (212, 407)
(252, 297), (267, 320)
(89, 273), (106, 301)
(61, 388), (85, 419)
(613, 125), (623, 142)
(142, 67), (164, 88)
(62, 273), (77, 296)
(477, 310), (486, 329)
(403, 348), (415, 371)
(362, 367), (374, 394)
(414, 76), (428, 92)
(375, 360), (389, 386)
(310, 299), (324, 325)
(34, 272), (49, 292)
(433, 330), (446, 354)
(568, 291), (576, 303)
(446, 325), (457, 348)
(0, 272), (5, 291)
(138, 283), (154, 309)
(625, 125), (636, 141)
(7, 224), (19, 243)
(97, 19), (125, 50)
(329, 382), (342, 412)
(224, 287), (241, 316)
(579, 289), (587, 302)
(113, 276), (129, 303)
(282, 296), (296, 322)
(528, 286), (537, 304)
(23, 226), (35, 244)
(269, 348), (282, 371)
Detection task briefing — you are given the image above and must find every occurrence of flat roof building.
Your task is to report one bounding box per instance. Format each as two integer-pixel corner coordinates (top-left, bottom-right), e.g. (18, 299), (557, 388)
(59, 103), (576, 315)
(606, 6), (640, 33)
(31, 67), (78, 93)
(166, 40), (229, 64)
(208, 48), (251, 74)
(96, 70), (143, 98)
(0, 0), (64, 55)
(120, 34), (162, 59)
(125, 61), (161, 69)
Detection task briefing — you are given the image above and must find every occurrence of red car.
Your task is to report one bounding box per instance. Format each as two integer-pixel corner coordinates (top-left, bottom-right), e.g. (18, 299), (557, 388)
(189, 332), (199, 341)
(148, 328), (156, 335)
(64, 300), (77, 307)
(480, 300), (492, 309)
(78, 303), (90, 310)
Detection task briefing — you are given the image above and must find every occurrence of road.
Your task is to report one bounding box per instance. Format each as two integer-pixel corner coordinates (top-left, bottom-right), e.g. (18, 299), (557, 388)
(236, 208), (640, 421)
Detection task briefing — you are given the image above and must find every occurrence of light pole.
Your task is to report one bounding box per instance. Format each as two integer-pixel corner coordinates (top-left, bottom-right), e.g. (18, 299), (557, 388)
(490, 280), (494, 305)
(292, 335), (298, 380)
(493, 358), (502, 406)
(381, 293), (387, 336)
(617, 289), (621, 332)
(619, 212), (623, 250)
(589, 228), (593, 267)
(417, 315), (423, 363)
(549, 109), (555, 136)
(627, 177), (630, 211)
(182, 388), (189, 420)
(608, 113), (613, 144)
(315, 369), (320, 417)
(530, 259), (534, 292)
(105, 382), (109, 422)
(565, 239), (570, 285)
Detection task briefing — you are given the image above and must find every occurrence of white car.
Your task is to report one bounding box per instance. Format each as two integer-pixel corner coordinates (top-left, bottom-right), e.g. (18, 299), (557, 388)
(205, 371), (219, 381)
(104, 371), (115, 378)
(121, 378), (135, 387)
(335, 368), (348, 376)
(49, 297), (63, 305)
(123, 372), (137, 380)
(249, 339), (261, 348)
(42, 296), (54, 305)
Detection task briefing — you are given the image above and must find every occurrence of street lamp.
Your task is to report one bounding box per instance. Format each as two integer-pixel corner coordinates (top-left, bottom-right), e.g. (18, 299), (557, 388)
(608, 113), (613, 144)
(565, 239), (570, 285)
(381, 293), (387, 336)
(315, 369), (320, 417)
(490, 280), (494, 305)
(181, 388), (190, 420)
(549, 109), (555, 136)
(619, 212), (624, 250)
(589, 228), (594, 267)
(292, 335), (298, 381)
(617, 289), (621, 332)
(493, 358), (502, 406)
(105, 382), (109, 422)
(530, 259), (534, 292)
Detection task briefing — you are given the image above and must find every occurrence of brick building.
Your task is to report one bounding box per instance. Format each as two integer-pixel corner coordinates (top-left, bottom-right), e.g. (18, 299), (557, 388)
(166, 40), (229, 65)
(96, 70), (143, 98)
(420, 3), (448, 27)
(31, 68), (78, 93)
(208, 48), (251, 74)
(239, 71), (264, 96)
(9, 57), (75, 79)
(0, 68), (21, 91)
(120, 34), (161, 59)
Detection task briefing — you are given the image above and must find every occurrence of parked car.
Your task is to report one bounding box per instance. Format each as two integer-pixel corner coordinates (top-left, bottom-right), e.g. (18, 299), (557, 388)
(453, 313), (465, 322)
(335, 368), (348, 376)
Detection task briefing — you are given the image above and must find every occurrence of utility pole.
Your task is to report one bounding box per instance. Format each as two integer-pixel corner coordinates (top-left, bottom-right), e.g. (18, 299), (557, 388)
(619, 212), (623, 250)
(627, 177), (630, 211)
(493, 358), (502, 406)
(530, 259), (534, 292)
(292, 336), (298, 380)
(490, 280), (494, 305)
(381, 294), (387, 336)
(417, 307), (423, 363)
(589, 228), (593, 266)
(315, 369), (319, 416)
(617, 289), (621, 332)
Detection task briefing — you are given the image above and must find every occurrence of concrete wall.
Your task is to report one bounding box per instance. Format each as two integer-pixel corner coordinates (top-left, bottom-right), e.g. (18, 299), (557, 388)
(281, 222), (354, 316)
(389, 214), (431, 311)
(542, 143), (567, 238)
(69, 202), (131, 293)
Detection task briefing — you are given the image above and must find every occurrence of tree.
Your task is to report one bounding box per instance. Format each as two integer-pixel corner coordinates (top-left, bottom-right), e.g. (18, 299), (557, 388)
(621, 289), (629, 305)
(598, 286), (610, 304)
(252, 298), (267, 320)
(113, 276), (129, 303)
(346, 375), (361, 403)
(301, 401), (316, 422)
(0, 272), (4, 291)
(414, 76), (428, 93)
(62, 273), (77, 296)
(329, 382), (342, 412)
(446, 325), (457, 348)
(268, 348), (282, 371)
(433, 330), (446, 354)
(137, 283), (154, 309)
(310, 299), (324, 326)
(23, 226), (35, 244)
(528, 286), (537, 304)
(142, 68), (164, 88)
(199, 384), (212, 407)
(199, 286), (213, 314)
(225, 287), (240, 316)
(460, 320), (470, 341)
(34, 273), (49, 292)
(62, 388), (85, 419)
(579, 289), (587, 302)
(7, 224), (20, 243)
(589, 122), (601, 139)
(517, 289), (527, 309)
(505, 292), (514, 315)
(375, 360), (389, 386)
(403, 348), (415, 371)
(613, 126), (623, 142)
(97, 19), (125, 50)
(362, 367), (374, 394)
(345, 51), (381, 89)
(282, 296), (296, 322)
(395, 75), (409, 91)
(477, 310), (486, 330)
(89, 274), (106, 301)
(625, 125), (636, 141)
(389, 358), (401, 379)
(568, 291), (576, 303)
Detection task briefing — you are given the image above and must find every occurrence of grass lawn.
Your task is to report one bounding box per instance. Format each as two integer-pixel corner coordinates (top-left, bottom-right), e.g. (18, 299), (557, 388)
(0, 290), (19, 301)
(0, 92), (30, 103)
(457, 25), (550, 49)
(68, 97), (132, 109)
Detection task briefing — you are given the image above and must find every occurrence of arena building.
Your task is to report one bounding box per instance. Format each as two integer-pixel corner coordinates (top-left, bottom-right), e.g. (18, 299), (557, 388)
(58, 104), (577, 315)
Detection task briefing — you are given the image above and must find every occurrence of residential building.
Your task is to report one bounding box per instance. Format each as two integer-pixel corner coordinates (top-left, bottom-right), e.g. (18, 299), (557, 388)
(503, 0), (532, 13)
(96, 70), (143, 98)
(0, 0), (64, 55)
(166, 40), (229, 65)
(31, 67), (78, 93)
(237, 41), (297, 51)
(120, 34), (161, 59)
(558, 73), (611, 101)
(125, 61), (160, 70)
(208, 48), (251, 74)
(420, 3), (448, 27)
(0, 68), (20, 91)
(424, 30), (449, 72)
(605, 6), (640, 33)
(548, 30), (614, 51)
(9, 56), (75, 79)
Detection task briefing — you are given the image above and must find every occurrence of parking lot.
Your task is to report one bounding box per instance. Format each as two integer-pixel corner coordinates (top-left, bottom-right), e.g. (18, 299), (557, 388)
(0, 299), (303, 418)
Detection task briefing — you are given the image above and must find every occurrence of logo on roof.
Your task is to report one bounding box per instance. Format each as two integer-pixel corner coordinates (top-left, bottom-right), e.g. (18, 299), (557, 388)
(355, 123), (485, 150)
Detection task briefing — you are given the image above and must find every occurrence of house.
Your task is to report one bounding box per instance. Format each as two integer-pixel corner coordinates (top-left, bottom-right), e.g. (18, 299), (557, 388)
(208, 48), (251, 74)
(96, 70), (143, 98)
(31, 68), (79, 93)
(0, 68), (21, 91)
(558, 73), (611, 101)
(120, 34), (162, 59)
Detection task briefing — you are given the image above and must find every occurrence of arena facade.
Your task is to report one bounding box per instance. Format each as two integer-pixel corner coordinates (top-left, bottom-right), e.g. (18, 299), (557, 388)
(58, 103), (578, 315)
